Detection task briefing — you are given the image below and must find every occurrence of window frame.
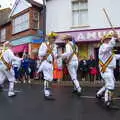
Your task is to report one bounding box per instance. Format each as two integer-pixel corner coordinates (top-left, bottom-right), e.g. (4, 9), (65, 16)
(71, 0), (88, 27)
(32, 10), (40, 29)
(0, 28), (6, 42)
(12, 12), (30, 34)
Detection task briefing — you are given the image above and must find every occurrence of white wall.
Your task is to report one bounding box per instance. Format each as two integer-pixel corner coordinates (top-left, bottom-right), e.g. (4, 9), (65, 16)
(46, 0), (72, 33)
(46, 0), (120, 33)
(89, 0), (120, 29)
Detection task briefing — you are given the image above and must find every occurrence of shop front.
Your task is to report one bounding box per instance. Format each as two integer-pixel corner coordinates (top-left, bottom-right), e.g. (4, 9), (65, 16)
(29, 43), (41, 58)
(29, 38), (43, 58)
(57, 27), (120, 59)
(11, 35), (43, 57)
(12, 44), (28, 57)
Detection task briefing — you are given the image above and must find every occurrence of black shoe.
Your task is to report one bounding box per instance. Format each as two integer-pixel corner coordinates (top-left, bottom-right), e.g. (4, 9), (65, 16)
(76, 92), (82, 97)
(72, 90), (77, 94)
(96, 94), (102, 100)
(105, 101), (120, 110)
(72, 90), (81, 97)
(105, 101), (111, 108)
(44, 96), (55, 100)
(0, 86), (3, 92)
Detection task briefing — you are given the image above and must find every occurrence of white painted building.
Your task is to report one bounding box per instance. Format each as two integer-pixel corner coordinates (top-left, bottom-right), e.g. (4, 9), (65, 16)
(46, 0), (120, 32)
(46, 0), (120, 59)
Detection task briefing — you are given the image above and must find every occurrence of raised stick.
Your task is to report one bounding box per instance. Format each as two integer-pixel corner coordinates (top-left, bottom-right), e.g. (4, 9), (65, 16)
(103, 8), (116, 33)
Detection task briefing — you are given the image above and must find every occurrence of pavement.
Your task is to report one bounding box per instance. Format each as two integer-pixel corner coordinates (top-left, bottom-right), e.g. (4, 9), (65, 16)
(0, 84), (120, 120)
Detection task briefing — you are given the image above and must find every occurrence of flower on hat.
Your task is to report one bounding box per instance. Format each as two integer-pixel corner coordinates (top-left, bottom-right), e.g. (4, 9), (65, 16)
(101, 32), (113, 43)
(48, 32), (58, 38)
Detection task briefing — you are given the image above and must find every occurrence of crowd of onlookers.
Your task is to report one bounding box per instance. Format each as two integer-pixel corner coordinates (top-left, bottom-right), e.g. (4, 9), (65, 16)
(55, 55), (120, 82)
(12, 54), (37, 83)
(62, 55), (100, 82)
(12, 54), (120, 83)
(78, 55), (99, 81)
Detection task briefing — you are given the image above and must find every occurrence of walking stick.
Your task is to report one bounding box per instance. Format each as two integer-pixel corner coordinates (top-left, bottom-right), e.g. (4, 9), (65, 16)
(102, 8), (116, 33)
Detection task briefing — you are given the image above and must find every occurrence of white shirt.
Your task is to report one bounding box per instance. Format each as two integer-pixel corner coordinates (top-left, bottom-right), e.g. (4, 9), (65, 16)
(12, 59), (21, 68)
(61, 41), (78, 62)
(37, 60), (53, 81)
(99, 37), (120, 70)
(38, 42), (57, 62)
(0, 48), (22, 70)
(57, 57), (62, 69)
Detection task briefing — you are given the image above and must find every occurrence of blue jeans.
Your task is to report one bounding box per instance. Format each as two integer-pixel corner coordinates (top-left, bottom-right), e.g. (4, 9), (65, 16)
(14, 67), (20, 79)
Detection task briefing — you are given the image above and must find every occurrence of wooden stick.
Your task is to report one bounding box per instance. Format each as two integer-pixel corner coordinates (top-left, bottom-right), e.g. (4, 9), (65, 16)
(103, 8), (116, 33)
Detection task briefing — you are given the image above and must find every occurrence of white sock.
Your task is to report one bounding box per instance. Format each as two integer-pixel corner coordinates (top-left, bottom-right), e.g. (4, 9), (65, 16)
(44, 89), (50, 96)
(9, 82), (14, 92)
(44, 80), (47, 90)
(104, 89), (112, 102)
(97, 86), (105, 96)
(73, 79), (81, 92)
(44, 80), (51, 96)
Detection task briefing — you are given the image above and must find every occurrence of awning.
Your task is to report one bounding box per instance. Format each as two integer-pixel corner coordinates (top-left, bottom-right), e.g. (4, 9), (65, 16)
(12, 44), (28, 53)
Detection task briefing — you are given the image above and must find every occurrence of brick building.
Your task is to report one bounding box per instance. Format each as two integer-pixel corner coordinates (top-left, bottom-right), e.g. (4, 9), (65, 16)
(0, 0), (44, 57)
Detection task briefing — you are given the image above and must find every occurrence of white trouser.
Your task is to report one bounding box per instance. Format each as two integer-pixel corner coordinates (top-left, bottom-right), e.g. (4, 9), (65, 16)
(44, 80), (51, 96)
(39, 60), (53, 81)
(101, 68), (115, 90)
(0, 68), (15, 92)
(39, 60), (53, 96)
(67, 60), (81, 92)
(97, 68), (115, 102)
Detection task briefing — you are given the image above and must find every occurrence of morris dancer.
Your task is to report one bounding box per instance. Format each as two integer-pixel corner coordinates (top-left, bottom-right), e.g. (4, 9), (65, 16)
(0, 41), (22, 97)
(37, 32), (57, 100)
(96, 32), (120, 108)
(59, 34), (81, 96)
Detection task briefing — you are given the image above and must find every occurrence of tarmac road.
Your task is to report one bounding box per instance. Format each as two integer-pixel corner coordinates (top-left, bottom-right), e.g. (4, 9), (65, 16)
(0, 84), (120, 120)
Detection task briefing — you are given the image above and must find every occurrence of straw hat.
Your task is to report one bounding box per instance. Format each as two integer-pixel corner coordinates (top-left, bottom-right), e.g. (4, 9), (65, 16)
(101, 33), (113, 43)
(62, 34), (72, 41)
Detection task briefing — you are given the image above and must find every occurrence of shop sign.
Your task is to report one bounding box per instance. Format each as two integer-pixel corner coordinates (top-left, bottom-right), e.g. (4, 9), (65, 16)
(57, 28), (120, 42)
(76, 29), (120, 41)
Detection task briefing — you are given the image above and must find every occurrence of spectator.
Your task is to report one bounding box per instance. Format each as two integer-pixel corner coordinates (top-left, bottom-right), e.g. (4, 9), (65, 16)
(79, 56), (88, 81)
(56, 57), (63, 82)
(114, 60), (120, 81)
(28, 55), (37, 81)
(88, 55), (98, 82)
(21, 54), (31, 83)
(12, 54), (21, 83)
(62, 59), (69, 81)
(53, 57), (63, 82)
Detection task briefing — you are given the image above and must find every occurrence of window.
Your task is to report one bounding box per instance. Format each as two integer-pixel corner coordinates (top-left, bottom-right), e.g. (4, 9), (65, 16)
(72, 0), (88, 26)
(32, 11), (40, 29)
(0, 28), (6, 42)
(12, 12), (29, 34)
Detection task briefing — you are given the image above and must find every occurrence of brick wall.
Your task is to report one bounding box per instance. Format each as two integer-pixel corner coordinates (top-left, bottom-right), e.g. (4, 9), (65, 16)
(0, 6), (43, 42)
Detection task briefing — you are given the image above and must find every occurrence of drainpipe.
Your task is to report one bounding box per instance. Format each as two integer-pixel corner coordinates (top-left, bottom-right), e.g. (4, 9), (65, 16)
(43, 0), (46, 41)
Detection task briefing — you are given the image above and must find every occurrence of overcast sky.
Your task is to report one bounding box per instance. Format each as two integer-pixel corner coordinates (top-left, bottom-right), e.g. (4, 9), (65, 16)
(0, 0), (44, 9)
(0, 0), (15, 9)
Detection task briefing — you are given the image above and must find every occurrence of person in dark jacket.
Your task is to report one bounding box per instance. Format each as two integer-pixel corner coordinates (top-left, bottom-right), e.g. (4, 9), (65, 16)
(79, 57), (88, 81)
(21, 54), (31, 83)
(28, 55), (37, 81)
